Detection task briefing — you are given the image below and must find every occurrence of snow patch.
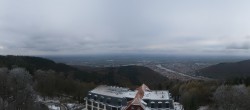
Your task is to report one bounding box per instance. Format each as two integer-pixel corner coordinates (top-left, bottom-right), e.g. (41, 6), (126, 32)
(48, 105), (60, 110)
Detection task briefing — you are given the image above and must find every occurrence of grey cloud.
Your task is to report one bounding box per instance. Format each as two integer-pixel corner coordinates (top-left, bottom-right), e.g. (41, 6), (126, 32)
(1, 0), (250, 55)
(227, 43), (250, 50)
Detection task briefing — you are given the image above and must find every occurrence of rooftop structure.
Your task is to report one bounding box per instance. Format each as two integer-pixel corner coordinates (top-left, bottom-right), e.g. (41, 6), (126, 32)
(123, 84), (149, 110)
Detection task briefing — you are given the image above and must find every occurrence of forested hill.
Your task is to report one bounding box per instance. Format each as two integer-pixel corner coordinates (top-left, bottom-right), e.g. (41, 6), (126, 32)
(0, 55), (78, 73)
(195, 59), (250, 79)
(75, 65), (167, 87)
(0, 55), (167, 87)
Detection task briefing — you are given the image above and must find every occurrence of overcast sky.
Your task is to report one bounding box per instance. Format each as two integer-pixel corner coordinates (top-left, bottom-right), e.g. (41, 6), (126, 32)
(1, 0), (250, 56)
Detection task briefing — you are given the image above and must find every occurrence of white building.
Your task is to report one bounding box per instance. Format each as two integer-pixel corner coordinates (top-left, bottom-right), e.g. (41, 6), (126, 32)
(84, 84), (183, 110)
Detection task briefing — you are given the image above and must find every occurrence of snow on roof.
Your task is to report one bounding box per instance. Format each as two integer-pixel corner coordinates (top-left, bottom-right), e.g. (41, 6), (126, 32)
(90, 85), (170, 100)
(125, 91), (170, 100)
(90, 85), (130, 98)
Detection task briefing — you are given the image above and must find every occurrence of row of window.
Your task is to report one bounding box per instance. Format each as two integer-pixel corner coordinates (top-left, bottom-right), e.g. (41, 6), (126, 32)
(88, 94), (123, 106)
(87, 103), (105, 109)
(150, 103), (170, 108)
(87, 104), (121, 110)
(87, 99), (122, 109)
(87, 100), (171, 110)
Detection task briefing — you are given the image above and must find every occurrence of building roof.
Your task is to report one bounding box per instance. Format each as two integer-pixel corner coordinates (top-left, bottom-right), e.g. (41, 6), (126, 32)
(89, 85), (170, 100)
(90, 85), (130, 98)
(125, 91), (170, 100)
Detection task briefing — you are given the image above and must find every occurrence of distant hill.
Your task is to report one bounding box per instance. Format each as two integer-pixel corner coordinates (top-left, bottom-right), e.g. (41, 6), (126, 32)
(0, 55), (167, 87)
(0, 55), (79, 73)
(75, 65), (167, 87)
(195, 59), (250, 79)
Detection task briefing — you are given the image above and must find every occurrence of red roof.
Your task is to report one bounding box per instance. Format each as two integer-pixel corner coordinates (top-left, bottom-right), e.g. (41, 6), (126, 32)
(124, 84), (150, 110)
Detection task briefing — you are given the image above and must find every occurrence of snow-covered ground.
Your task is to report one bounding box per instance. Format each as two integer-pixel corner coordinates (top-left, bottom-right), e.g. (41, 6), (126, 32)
(198, 106), (209, 110)
(66, 103), (85, 110)
(174, 102), (184, 110)
(36, 95), (85, 110)
(48, 105), (60, 110)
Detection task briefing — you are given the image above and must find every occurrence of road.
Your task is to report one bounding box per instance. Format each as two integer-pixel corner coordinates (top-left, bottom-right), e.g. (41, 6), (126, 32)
(146, 64), (206, 81)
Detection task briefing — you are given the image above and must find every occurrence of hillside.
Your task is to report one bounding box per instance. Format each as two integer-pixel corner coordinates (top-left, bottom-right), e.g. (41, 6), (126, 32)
(195, 59), (250, 79)
(0, 55), (79, 73)
(0, 55), (167, 87)
(75, 65), (167, 87)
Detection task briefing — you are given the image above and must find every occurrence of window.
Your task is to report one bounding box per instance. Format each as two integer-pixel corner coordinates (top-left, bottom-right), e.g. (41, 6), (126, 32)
(100, 104), (104, 108)
(151, 103), (155, 108)
(87, 106), (92, 110)
(106, 106), (112, 110)
(126, 98), (133, 101)
(100, 98), (104, 102)
(107, 98), (111, 104)
(144, 100), (149, 105)
(94, 96), (97, 100)
(117, 100), (122, 106)
(158, 102), (162, 108)
(158, 103), (162, 108)
(88, 94), (92, 99)
(93, 102), (98, 107)
(88, 101), (92, 105)
(165, 102), (169, 108)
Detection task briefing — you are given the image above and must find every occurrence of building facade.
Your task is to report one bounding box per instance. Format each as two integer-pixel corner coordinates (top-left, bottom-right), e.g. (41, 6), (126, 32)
(84, 84), (180, 110)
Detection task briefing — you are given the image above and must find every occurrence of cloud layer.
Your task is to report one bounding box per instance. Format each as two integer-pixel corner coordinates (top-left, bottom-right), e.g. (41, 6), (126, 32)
(1, 0), (250, 55)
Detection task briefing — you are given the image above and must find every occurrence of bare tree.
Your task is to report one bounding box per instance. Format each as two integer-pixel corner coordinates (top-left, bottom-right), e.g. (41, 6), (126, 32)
(8, 68), (34, 110)
(0, 67), (47, 110)
(0, 68), (10, 110)
(213, 85), (250, 110)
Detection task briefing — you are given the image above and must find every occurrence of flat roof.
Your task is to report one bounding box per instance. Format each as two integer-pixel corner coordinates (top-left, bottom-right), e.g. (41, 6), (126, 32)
(125, 91), (170, 100)
(90, 85), (130, 98)
(89, 85), (170, 100)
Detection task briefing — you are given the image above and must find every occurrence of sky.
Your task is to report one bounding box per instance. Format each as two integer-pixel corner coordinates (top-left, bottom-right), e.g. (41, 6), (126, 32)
(1, 0), (250, 56)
